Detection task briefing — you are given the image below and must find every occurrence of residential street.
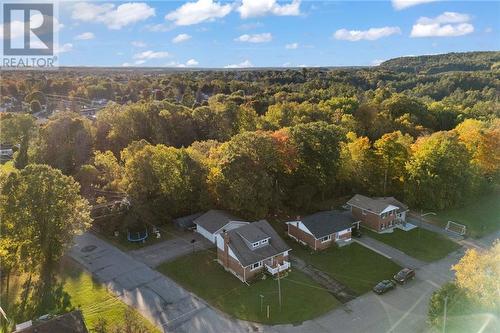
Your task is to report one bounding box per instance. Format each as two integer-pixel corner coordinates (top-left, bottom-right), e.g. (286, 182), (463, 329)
(68, 230), (500, 333)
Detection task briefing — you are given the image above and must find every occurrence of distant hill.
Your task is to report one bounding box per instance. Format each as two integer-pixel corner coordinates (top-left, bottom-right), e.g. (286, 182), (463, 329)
(379, 51), (500, 74)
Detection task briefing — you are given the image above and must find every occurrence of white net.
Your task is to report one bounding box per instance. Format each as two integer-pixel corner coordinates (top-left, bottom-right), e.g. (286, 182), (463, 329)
(445, 221), (467, 235)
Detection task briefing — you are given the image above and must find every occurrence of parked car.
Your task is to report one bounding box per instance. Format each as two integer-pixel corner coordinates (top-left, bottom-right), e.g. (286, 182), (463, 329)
(372, 280), (396, 294)
(393, 268), (415, 284)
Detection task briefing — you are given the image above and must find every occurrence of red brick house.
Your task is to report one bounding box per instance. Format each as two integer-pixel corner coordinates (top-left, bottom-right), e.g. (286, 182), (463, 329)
(215, 220), (291, 283)
(285, 211), (355, 250)
(346, 194), (409, 233)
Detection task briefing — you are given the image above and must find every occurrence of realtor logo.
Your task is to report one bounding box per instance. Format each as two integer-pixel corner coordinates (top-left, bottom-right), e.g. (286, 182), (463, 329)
(3, 3), (54, 56)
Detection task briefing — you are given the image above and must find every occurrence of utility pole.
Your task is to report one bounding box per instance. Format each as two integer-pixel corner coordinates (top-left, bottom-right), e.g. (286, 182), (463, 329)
(442, 296), (448, 333)
(260, 295), (264, 313)
(277, 270), (282, 311)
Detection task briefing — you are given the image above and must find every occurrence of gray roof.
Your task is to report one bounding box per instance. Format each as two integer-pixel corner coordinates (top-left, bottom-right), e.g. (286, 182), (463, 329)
(226, 220), (290, 267)
(296, 210), (354, 239)
(236, 224), (269, 243)
(347, 194), (408, 214)
(14, 311), (88, 333)
(193, 209), (242, 233)
(173, 212), (203, 229)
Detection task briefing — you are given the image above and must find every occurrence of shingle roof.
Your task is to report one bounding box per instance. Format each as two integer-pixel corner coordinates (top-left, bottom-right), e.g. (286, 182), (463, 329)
(14, 311), (88, 333)
(347, 194), (408, 214)
(173, 212), (203, 229)
(297, 210), (354, 239)
(226, 220), (290, 267)
(193, 209), (242, 233)
(236, 225), (269, 243)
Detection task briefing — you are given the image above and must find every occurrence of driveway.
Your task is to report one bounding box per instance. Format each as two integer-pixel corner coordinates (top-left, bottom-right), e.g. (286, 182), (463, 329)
(129, 232), (213, 268)
(354, 236), (426, 269)
(68, 232), (260, 333)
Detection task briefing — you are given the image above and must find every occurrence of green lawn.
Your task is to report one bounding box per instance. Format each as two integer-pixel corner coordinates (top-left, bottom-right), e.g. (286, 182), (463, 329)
(364, 228), (461, 262)
(1, 260), (160, 333)
(427, 192), (500, 239)
(95, 222), (177, 251)
(289, 242), (401, 294)
(158, 250), (340, 324)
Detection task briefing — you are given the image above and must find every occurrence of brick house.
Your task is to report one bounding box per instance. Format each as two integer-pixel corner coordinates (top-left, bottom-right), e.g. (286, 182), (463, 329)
(346, 194), (409, 233)
(285, 211), (355, 250)
(215, 220), (291, 283)
(193, 210), (249, 243)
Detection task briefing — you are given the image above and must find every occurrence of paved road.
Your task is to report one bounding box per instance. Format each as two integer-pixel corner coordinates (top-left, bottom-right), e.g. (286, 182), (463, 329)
(68, 232), (260, 333)
(129, 232), (213, 268)
(354, 236), (426, 269)
(69, 230), (500, 333)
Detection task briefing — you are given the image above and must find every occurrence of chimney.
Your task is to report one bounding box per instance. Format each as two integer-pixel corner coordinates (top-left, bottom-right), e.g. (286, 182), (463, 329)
(223, 231), (230, 268)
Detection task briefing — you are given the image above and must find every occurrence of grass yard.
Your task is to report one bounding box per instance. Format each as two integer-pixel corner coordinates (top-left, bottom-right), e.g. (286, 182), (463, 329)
(427, 192), (500, 239)
(158, 250), (340, 324)
(95, 222), (178, 251)
(1, 259), (160, 333)
(364, 228), (461, 262)
(290, 242), (401, 294)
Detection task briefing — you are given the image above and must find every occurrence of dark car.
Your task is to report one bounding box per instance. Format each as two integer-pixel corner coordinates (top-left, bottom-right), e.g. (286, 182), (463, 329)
(393, 268), (415, 284)
(372, 280), (396, 294)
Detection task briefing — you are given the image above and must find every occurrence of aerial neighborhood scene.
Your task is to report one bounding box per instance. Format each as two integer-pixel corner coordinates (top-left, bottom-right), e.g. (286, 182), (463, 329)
(1, 0), (499, 333)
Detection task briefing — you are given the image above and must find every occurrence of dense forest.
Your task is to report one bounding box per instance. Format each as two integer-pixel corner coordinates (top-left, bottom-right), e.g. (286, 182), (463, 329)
(1, 50), (499, 329)
(1, 50), (499, 225)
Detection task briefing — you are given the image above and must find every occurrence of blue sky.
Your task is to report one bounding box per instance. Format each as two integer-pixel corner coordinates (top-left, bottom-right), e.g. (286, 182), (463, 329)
(49, 1), (500, 67)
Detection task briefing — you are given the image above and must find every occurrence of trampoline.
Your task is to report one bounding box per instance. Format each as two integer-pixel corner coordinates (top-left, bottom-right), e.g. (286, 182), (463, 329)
(127, 229), (149, 243)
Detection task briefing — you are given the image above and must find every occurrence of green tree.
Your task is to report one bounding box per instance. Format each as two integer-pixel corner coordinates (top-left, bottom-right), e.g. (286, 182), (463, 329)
(373, 131), (413, 196)
(34, 112), (95, 174)
(0, 114), (36, 169)
(0, 165), (92, 311)
(405, 131), (475, 209)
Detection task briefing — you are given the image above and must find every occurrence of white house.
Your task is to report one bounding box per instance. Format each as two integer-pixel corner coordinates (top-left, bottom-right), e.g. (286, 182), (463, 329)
(193, 210), (249, 243)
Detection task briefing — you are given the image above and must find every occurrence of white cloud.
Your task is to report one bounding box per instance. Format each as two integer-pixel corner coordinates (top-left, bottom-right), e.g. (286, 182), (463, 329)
(122, 62), (132, 67)
(131, 41), (147, 47)
(0, 13), (63, 40)
(392, 0), (438, 10)
(334, 26), (401, 41)
(172, 33), (192, 43)
(371, 59), (385, 66)
(410, 12), (474, 37)
(133, 50), (170, 60)
(166, 59), (199, 67)
(224, 60), (253, 68)
(135, 60), (146, 65)
(235, 33), (272, 43)
(238, 0), (301, 19)
(54, 43), (73, 54)
(145, 23), (173, 32)
(165, 0), (232, 26)
(72, 2), (155, 30)
(285, 42), (299, 49)
(75, 32), (95, 40)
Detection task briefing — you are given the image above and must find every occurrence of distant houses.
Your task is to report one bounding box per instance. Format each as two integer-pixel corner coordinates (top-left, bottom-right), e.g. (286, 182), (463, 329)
(285, 210), (355, 250)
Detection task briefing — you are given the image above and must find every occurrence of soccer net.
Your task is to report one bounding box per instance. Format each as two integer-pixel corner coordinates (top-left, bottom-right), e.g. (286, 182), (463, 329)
(445, 221), (467, 236)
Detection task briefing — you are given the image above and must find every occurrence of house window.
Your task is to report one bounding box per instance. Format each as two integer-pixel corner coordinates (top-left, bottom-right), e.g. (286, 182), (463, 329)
(261, 238), (269, 245)
(250, 262), (262, 271)
(362, 209), (367, 215)
(252, 242), (259, 248)
(320, 235), (332, 243)
(381, 223), (385, 230)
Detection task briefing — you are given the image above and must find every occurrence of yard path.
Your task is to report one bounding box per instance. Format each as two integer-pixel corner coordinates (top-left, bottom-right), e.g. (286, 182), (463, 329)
(290, 255), (357, 303)
(354, 237), (426, 269)
(129, 232), (213, 268)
